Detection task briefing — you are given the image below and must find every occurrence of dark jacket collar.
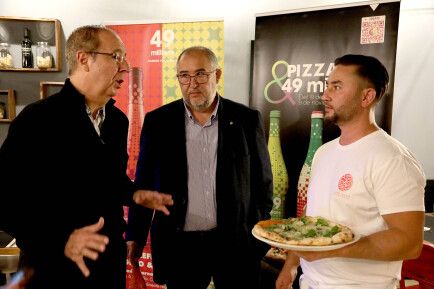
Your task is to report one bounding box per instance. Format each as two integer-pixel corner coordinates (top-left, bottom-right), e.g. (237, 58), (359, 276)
(61, 78), (116, 109)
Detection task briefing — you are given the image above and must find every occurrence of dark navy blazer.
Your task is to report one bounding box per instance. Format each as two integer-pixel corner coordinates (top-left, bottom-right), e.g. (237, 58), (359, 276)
(127, 96), (273, 284)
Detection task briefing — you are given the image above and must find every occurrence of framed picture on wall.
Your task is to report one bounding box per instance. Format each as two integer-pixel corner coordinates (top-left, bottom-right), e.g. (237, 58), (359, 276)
(0, 89), (16, 122)
(39, 81), (64, 99)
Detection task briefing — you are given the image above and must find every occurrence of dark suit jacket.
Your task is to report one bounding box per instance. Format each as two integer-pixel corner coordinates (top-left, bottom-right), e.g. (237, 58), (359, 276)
(0, 79), (135, 289)
(127, 96), (273, 283)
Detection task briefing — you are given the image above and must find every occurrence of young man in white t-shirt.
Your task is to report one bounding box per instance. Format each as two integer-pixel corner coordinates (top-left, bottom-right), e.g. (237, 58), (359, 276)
(276, 54), (425, 289)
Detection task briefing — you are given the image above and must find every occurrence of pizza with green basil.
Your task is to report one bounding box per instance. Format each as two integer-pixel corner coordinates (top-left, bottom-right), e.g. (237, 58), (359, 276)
(253, 216), (354, 246)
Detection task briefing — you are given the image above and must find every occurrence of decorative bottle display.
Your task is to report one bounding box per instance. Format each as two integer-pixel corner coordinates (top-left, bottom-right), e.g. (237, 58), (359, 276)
(0, 42), (13, 69)
(22, 28), (33, 68)
(36, 41), (52, 69)
(296, 110), (323, 217)
(268, 110), (289, 219)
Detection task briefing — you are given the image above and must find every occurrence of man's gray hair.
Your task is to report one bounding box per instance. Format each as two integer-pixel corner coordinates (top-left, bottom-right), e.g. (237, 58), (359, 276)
(176, 46), (219, 70)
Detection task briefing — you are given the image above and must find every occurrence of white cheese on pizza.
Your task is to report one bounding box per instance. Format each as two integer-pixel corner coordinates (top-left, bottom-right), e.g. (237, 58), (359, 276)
(253, 216), (354, 246)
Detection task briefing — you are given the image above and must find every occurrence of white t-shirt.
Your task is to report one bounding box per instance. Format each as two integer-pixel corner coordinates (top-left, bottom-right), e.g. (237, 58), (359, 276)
(301, 129), (425, 288)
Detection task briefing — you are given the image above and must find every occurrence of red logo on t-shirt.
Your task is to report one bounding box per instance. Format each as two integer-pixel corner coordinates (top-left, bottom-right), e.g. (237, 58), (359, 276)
(338, 174), (353, 191)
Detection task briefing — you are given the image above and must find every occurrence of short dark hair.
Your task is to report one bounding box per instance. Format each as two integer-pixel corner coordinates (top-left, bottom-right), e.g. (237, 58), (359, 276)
(334, 54), (389, 102)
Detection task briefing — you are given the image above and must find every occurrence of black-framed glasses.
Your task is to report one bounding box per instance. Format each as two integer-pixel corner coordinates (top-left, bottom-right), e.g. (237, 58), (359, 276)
(88, 51), (127, 64)
(176, 70), (216, 85)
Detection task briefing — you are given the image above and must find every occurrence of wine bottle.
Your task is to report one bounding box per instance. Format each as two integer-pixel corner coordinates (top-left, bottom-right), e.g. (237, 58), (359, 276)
(296, 110), (323, 217)
(22, 28), (33, 68)
(267, 110), (288, 219)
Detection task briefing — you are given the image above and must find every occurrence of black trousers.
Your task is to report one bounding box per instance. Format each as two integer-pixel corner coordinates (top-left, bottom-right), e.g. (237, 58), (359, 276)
(165, 230), (262, 289)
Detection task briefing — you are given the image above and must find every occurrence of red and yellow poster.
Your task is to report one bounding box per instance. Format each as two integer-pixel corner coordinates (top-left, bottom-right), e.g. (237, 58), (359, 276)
(107, 20), (224, 288)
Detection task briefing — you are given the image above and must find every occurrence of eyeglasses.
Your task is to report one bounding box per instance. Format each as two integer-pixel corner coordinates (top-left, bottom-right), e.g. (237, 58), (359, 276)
(87, 51), (127, 65)
(176, 70), (216, 85)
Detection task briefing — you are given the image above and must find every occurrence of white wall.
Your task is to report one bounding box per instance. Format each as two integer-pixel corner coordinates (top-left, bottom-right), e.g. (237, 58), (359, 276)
(1, 0), (433, 178)
(392, 0), (434, 179)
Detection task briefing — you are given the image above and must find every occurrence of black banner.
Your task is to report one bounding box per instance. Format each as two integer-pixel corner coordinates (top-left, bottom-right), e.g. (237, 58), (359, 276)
(251, 2), (400, 217)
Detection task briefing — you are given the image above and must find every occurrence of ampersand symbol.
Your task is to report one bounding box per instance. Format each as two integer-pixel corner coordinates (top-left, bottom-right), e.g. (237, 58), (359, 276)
(264, 60), (296, 105)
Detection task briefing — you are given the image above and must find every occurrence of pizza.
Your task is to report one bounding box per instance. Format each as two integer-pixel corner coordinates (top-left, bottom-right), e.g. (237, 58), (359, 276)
(265, 247), (288, 261)
(253, 216), (354, 246)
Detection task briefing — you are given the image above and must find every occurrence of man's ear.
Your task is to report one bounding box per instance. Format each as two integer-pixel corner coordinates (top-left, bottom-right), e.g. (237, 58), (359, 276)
(77, 51), (90, 72)
(361, 87), (376, 108)
(215, 68), (222, 83)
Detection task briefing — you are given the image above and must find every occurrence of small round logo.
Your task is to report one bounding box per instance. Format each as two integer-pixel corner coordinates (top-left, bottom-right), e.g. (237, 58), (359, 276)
(338, 174), (353, 191)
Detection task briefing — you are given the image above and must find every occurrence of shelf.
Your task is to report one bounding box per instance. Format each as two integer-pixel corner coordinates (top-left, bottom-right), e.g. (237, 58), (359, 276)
(0, 89), (16, 122)
(40, 81), (64, 99)
(0, 67), (60, 72)
(0, 16), (62, 71)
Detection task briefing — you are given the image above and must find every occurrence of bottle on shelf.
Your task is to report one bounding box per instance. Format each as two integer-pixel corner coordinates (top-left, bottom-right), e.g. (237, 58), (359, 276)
(36, 41), (52, 69)
(22, 28), (33, 68)
(0, 42), (13, 69)
(296, 110), (323, 217)
(267, 110), (289, 219)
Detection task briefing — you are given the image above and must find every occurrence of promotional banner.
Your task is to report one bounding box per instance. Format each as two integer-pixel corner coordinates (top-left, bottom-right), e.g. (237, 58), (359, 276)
(107, 21), (224, 288)
(251, 2), (400, 218)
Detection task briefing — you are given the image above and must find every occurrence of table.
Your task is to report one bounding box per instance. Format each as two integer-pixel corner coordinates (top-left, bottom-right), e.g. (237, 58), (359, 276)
(0, 247), (20, 283)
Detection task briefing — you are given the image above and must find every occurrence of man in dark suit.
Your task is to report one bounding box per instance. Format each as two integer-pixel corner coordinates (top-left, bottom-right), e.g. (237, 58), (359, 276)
(0, 25), (173, 289)
(127, 46), (273, 289)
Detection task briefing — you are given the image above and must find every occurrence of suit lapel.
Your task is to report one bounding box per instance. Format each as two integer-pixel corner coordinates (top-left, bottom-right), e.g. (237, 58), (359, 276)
(173, 99), (187, 151)
(173, 100), (188, 191)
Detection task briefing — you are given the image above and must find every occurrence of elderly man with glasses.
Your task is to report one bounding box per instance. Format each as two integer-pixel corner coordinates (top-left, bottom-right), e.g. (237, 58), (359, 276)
(126, 46), (273, 289)
(0, 25), (174, 289)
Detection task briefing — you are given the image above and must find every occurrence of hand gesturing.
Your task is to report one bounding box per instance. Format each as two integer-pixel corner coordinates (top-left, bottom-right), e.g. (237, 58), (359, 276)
(64, 217), (109, 277)
(133, 190), (174, 215)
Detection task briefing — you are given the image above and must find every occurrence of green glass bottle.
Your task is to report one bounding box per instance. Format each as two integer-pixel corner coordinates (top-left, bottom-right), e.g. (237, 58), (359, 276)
(268, 110), (288, 219)
(296, 110), (323, 216)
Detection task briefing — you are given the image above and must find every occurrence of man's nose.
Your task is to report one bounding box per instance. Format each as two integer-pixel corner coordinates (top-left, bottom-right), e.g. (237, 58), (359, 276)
(321, 93), (327, 101)
(189, 76), (199, 87)
(321, 88), (329, 102)
(119, 59), (130, 72)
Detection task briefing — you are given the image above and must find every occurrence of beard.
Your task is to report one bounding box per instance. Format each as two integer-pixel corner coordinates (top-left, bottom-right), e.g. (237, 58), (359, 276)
(184, 90), (218, 113)
(324, 102), (358, 125)
(324, 112), (338, 124)
(184, 96), (211, 112)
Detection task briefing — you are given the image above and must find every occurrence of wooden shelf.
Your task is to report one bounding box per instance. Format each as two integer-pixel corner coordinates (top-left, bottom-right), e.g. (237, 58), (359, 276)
(0, 89), (16, 122)
(0, 16), (62, 71)
(1, 68), (60, 72)
(0, 247), (20, 255)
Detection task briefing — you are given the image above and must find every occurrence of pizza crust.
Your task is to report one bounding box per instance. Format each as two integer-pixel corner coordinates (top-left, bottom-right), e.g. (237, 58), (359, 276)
(265, 247), (288, 261)
(253, 220), (288, 244)
(331, 229), (353, 244)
